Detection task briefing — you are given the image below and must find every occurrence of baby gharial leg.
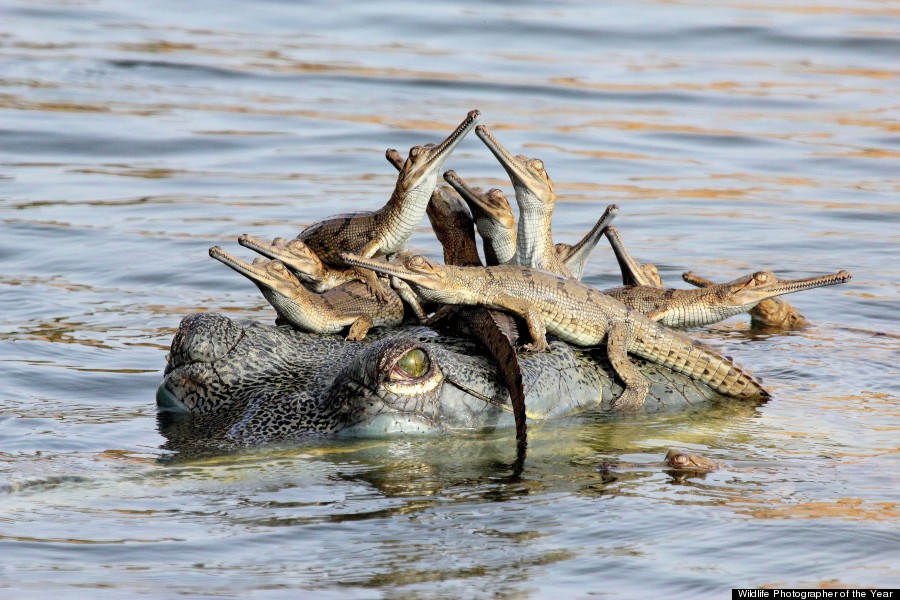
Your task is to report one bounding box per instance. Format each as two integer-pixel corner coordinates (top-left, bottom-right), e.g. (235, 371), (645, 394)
(345, 315), (373, 342)
(606, 320), (651, 410)
(351, 238), (396, 303)
(513, 300), (549, 353)
(389, 276), (427, 322)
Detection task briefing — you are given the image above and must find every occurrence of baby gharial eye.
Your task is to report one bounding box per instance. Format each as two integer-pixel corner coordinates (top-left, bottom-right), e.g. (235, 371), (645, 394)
(487, 188), (508, 204)
(752, 272), (772, 285)
(287, 240), (310, 255)
(668, 453), (690, 467)
(529, 158), (545, 173)
(269, 261), (287, 273)
(408, 145), (424, 158)
(390, 348), (430, 380)
(408, 255), (429, 269)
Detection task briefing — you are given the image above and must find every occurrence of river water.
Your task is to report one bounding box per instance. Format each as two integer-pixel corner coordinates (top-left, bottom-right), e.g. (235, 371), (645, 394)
(1, 0), (898, 597)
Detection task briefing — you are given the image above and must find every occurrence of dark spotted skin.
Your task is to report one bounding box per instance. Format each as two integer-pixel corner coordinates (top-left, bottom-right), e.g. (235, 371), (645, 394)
(157, 312), (756, 450)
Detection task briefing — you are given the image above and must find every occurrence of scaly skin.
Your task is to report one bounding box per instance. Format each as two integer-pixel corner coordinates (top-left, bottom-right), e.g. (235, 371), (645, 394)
(682, 271), (812, 329)
(209, 247), (403, 341)
(343, 253), (768, 410)
(443, 170), (516, 266)
(297, 110), (481, 264)
(425, 189), (528, 443)
(553, 204), (619, 280)
(237, 234), (357, 293)
(425, 185), (483, 268)
(605, 270), (851, 329)
(159, 313), (754, 448)
(475, 125), (573, 278)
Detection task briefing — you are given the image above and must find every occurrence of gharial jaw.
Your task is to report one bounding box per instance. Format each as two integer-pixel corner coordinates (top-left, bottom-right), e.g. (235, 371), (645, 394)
(376, 110), (481, 256)
(209, 246), (305, 300)
(724, 270), (852, 308)
(237, 234), (326, 284)
(443, 169), (517, 265)
(475, 124), (554, 206)
(341, 252), (462, 304)
(443, 170), (516, 232)
(398, 110), (481, 192)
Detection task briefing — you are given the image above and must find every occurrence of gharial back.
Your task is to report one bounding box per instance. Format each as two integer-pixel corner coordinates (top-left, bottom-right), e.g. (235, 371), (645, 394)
(296, 210), (379, 263)
(319, 280), (405, 323)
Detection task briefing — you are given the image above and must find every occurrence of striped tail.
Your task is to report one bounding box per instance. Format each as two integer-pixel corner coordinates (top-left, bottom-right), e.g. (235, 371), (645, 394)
(630, 319), (768, 399)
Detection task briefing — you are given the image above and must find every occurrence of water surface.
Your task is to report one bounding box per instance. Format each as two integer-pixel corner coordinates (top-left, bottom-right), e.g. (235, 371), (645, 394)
(1, 0), (898, 597)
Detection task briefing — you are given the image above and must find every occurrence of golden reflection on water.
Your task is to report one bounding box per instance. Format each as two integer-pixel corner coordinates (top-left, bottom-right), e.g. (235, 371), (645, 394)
(736, 497), (900, 520)
(1, 0), (898, 594)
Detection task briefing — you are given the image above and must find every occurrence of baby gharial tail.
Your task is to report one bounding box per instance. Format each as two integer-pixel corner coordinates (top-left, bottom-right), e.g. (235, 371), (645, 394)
(630, 319), (768, 400)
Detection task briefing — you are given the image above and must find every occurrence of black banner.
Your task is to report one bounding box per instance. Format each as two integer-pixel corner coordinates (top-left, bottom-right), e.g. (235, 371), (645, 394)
(732, 590), (897, 600)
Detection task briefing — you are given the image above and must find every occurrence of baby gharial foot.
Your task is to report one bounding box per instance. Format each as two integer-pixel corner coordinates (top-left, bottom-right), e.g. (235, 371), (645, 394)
(611, 385), (650, 411)
(607, 321), (650, 411)
(345, 315), (373, 342)
(389, 276), (427, 322)
(353, 267), (394, 303)
(521, 339), (549, 353)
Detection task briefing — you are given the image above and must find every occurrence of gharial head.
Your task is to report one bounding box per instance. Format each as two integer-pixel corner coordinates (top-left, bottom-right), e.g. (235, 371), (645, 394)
(723, 269), (852, 306)
(237, 234), (325, 281)
(426, 184), (473, 224)
(342, 252), (446, 286)
(210, 246), (304, 298)
(443, 170), (516, 234)
(157, 312), (515, 447)
(475, 124), (554, 202)
(641, 264), (663, 288)
(425, 185), (483, 268)
(395, 110), (481, 191)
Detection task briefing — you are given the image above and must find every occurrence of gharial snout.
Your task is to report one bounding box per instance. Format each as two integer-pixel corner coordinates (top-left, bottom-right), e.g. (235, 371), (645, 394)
(159, 312), (247, 414)
(164, 312), (245, 375)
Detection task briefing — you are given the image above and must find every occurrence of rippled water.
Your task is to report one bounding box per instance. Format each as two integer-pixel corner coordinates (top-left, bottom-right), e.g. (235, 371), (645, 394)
(1, 0), (898, 596)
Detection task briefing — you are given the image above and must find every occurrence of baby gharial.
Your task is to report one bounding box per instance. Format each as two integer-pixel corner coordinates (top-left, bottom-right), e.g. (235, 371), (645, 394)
(209, 246), (403, 341)
(342, 252), (768, 410)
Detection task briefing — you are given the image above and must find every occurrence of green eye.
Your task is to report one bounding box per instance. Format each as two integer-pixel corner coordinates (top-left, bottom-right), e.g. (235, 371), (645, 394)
(395, 348), (429, 379)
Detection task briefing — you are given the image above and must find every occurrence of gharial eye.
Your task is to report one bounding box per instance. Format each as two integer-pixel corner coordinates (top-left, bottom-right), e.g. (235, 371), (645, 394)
(409, 146), (424, 158)
(753, 272), (770, 284)
(391, 348), (430, 380)
(288, 240), (310, 254)
(529, 159), (545, 172)
(670, 454), (689, 467)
